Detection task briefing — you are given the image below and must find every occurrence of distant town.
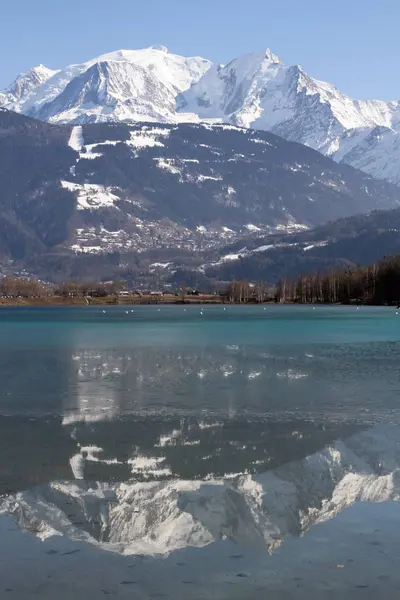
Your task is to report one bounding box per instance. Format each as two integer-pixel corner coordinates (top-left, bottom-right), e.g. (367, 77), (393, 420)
(0, 277), (277, 305)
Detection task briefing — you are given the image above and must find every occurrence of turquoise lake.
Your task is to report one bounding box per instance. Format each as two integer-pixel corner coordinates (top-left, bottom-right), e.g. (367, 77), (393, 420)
(1, 305), (400, 598)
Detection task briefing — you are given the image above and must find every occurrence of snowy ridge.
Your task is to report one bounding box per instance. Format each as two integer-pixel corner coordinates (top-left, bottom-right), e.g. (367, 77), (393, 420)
(2, 424), (400, 557)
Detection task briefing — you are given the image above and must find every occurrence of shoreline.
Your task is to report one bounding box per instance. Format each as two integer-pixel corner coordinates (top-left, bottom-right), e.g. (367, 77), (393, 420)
(0, 296), (224, 307)
(0, 298), (395, 308)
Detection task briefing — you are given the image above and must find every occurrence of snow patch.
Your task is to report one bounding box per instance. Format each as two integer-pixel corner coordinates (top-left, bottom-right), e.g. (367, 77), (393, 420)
(250, 138), (273, 146)
(68, 126), (84, 152)
(303, 241), (329, 252)
(155, 158), (184, 179)
(128, 126), (171, 151)
(245, 224), (262, 232)
(197, 174), (223, 182)
(221, 253), (241, 262)
(149, 262), (171, 269)
(252, 244), (274, 253)
(61, 181), (120, 210)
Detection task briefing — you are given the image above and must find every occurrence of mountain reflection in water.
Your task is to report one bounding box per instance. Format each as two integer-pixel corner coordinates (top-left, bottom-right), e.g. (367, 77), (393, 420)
(2, 417), (400, 555)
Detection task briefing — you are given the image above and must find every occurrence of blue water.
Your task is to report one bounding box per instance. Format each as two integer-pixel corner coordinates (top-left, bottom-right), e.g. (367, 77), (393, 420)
(1, 305), (400, 423)
(1, 304), (400, 346)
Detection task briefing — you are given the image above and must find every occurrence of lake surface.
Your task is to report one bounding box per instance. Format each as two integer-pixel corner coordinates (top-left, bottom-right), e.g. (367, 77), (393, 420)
(1, 305), (400, 598)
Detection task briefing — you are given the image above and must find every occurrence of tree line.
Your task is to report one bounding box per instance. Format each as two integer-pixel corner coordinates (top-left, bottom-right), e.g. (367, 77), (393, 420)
(3, 255), (400, 304)
(220, 255), (400, 305)
(223, 281), (276, 303)
(0, 278), (122, 299)
(276, 255), (400, 305)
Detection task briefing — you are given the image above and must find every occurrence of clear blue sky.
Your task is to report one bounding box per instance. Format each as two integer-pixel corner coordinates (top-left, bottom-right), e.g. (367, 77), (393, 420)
(1, 0), (399, 100)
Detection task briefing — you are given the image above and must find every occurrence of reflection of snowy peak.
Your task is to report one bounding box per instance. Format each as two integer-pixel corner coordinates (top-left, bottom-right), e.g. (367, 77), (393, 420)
(3, 46), (400, 183)
(2, 424), (400, 557)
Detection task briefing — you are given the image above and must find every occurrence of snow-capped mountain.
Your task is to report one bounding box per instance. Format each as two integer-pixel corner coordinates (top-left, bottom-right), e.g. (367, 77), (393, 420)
(0, 46), (211, 125)
(2, 45), (400, 184)
(180, 49), (396, 142)
(37, 61), (183, 124)
(180, 49), (400, 183)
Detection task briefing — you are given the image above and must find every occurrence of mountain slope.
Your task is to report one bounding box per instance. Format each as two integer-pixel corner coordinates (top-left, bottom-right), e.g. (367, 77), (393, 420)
(1, 108), (400, 267)
(0, 108), (76, 260)
(200, 206), (400, 284)
(1, 108), (400, 283)
(332, 126), (400, 185)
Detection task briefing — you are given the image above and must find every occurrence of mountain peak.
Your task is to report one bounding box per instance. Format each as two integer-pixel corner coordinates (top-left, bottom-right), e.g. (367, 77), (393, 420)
(264, 48), (281, 63)
(15, 64), (57, 84)
(3, 64), (58, 104)
(32, 64), (53, 74)
(149, 45), (170, 53)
